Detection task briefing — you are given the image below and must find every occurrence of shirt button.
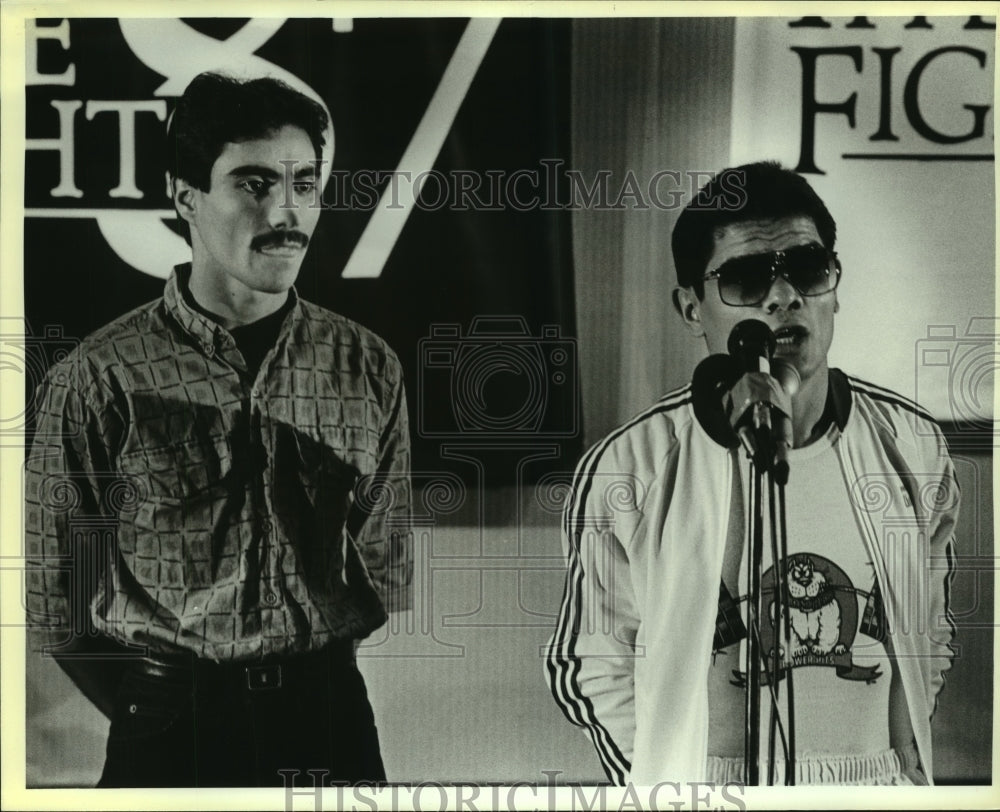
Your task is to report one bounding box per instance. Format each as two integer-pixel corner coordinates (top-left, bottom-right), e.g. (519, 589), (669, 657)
(128, 704), (138, 714)
(202, 342), (214, 356)
(264, 592), (277, 605)
(261, 520), (273, 534)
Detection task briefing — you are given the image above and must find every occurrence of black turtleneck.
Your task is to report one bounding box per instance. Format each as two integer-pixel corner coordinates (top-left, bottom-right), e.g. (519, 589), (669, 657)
(229, 301), (292, 379)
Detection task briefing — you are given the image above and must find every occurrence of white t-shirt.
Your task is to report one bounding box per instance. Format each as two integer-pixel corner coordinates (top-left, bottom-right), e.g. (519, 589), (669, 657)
(707, 424), (892, 761)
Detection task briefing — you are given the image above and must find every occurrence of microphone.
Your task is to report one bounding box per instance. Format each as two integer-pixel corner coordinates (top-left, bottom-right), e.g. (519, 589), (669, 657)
(727, 320), (777, 468)
(772, 358), (801, 397)
(727, 319), (777, 372)
(770, 358), (800, 485)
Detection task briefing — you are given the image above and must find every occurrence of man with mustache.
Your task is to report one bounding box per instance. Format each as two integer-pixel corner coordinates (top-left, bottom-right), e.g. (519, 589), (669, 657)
(546, 162), (958, 786)
(25, 72), (412, 787)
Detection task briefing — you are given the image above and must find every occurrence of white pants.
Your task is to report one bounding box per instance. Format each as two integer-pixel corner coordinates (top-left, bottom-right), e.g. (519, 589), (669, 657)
(705, 743), (926, 786)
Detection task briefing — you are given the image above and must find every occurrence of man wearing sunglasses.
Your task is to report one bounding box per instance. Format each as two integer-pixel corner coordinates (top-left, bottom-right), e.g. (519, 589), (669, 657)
(546, 161), (958, 787)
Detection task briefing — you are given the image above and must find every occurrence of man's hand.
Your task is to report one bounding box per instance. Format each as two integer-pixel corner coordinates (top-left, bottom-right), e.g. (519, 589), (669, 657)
(725, 370), (797, 481)
(725, 371), (792, 430)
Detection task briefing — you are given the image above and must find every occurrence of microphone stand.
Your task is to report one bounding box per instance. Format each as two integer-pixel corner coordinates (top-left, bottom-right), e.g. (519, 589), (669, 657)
(727, 321), (798, 786)
(777, 480), (796, 786)
(743, 447), (765, 786)
(741, 422), (796, 787)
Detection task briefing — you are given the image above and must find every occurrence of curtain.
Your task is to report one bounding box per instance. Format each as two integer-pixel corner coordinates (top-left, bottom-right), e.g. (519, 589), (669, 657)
(571, 17), (735, 446)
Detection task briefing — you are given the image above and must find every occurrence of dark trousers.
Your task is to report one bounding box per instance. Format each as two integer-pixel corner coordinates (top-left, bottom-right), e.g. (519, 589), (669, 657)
(97, 641), (385, 787)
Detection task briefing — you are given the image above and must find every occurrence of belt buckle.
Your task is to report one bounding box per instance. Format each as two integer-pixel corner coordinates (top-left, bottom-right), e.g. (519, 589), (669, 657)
(245, 664), (282, 691)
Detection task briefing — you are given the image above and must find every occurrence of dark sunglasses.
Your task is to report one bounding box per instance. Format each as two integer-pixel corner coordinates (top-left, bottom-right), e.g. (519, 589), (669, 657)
(702, 243), (842, 307)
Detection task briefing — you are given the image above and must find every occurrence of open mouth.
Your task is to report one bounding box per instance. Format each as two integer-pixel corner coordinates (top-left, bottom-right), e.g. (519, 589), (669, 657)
(773, 325), (808, 350)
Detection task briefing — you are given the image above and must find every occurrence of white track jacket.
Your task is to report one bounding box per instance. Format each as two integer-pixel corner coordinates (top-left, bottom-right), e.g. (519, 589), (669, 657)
(545, 369), (958, 785)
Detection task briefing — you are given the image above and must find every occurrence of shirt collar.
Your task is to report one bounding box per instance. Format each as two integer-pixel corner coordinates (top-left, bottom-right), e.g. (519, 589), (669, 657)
(164, 263), (301, 361)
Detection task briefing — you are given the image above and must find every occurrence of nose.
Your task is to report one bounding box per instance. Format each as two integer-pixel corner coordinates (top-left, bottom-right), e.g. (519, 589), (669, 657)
(762, 273), (802, 314)
(266, 187), (300, 231)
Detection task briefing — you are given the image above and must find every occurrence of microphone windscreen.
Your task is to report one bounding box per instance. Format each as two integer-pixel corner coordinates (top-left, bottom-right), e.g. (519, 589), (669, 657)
(691, 353), (741, 448)
(727, 319), (776, 370)
(692, 353), (740, 394)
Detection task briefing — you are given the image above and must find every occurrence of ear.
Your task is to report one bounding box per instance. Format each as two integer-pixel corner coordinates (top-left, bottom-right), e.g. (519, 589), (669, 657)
(833, 293), (840, 314)
(672, 287), (705, 337)
(171, 176), (199, 226)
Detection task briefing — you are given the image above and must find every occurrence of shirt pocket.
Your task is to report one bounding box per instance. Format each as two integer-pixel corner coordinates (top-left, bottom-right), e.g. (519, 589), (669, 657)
(119, 435), (232, 504)
(117, 436), (235, 592)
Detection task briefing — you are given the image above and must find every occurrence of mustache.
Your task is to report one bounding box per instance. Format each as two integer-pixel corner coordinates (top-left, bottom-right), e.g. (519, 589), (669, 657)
(251, 230), (310, 251)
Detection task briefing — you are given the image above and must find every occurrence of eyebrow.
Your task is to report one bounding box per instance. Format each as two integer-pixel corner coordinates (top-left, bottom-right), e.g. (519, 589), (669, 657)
(227, 164), (318, 179)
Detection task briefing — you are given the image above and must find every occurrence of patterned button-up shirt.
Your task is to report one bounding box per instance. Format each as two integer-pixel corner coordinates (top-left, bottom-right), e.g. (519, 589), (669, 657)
(25, 266), (412, 661)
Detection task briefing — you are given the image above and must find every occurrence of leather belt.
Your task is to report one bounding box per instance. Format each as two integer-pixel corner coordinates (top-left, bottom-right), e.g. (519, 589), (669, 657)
(245, 663), (282, 691)
(134, 640), (354, 692)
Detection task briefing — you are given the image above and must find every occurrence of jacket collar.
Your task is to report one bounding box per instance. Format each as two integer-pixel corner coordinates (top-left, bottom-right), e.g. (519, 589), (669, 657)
(827, 367), (852, 431)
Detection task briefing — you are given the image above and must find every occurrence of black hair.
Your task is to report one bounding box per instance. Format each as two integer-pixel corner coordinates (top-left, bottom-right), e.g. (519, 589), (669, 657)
(166, 72), (329, 244)
(671, 161), (837, 298)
